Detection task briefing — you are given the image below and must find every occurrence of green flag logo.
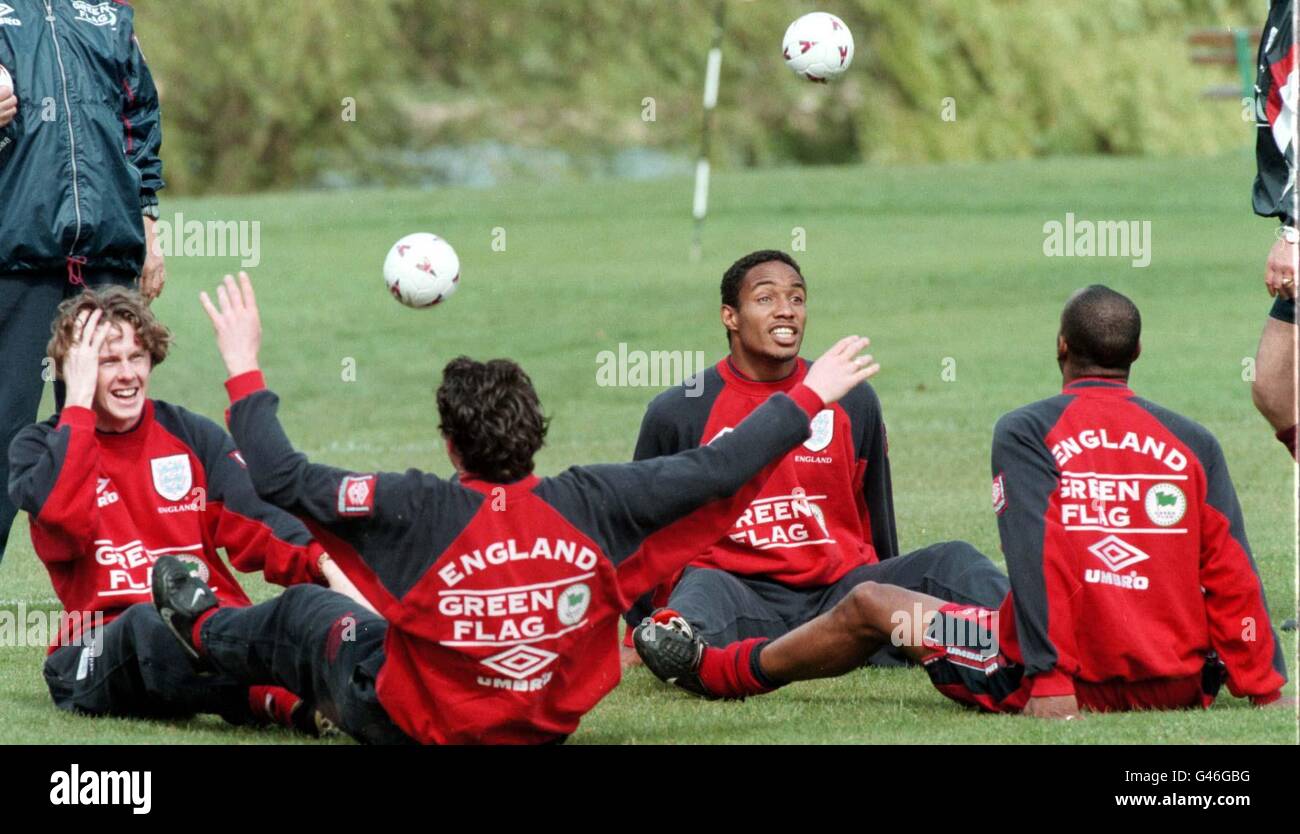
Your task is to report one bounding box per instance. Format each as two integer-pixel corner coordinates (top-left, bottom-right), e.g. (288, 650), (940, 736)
(557, 582), (591, 626)
(1144, 483), (1186, 527)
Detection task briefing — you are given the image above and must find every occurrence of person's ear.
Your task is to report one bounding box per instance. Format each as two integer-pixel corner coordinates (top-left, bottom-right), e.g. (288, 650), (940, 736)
(1056, 334), (1068, 363)
(1131, 339), (1141, 364)
(721, 305), (740, 337)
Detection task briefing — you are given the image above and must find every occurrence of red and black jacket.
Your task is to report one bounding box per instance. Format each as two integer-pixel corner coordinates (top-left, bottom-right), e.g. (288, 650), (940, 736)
(632, 358), (896, 584)
(7, 400), (326, 647)
(222, 370), (825, 744)
(992, 378), (1287, 703)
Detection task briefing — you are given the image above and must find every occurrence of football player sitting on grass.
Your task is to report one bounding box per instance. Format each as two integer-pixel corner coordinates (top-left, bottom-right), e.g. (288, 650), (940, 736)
(622, 250), (1009, 674)
(148, 271), (878, 744)
(8, 286), (360, 734)
(636, 286), (1290, 717)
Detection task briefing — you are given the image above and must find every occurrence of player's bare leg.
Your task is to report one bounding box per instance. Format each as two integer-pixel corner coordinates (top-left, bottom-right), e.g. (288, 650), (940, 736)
(1251, 316), (1298, 458)
(758, 582), (944, 682)
(635, 581), (945, 698)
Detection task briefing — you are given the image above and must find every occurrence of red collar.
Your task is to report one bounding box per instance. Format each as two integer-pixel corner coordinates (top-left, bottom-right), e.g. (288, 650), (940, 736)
(94, 400), (154, 449)
(718, 357), (807, 396)
(458, 473), (540, 496)
(1062, 377), (1133, 397)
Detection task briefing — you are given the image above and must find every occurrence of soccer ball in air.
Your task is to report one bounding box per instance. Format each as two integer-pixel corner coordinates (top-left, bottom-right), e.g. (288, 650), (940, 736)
(383, 232), (460, 308)
(782, 12), (854, 83)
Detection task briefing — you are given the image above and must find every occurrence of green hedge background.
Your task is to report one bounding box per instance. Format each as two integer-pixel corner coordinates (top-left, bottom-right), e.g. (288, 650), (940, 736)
(134, 0), (1263, 194)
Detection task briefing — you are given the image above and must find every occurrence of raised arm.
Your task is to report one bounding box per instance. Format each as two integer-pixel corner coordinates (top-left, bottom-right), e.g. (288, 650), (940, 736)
(7, 310), (113, 559)
(200, 272), (449, 619)
(202, 273), (426, 532)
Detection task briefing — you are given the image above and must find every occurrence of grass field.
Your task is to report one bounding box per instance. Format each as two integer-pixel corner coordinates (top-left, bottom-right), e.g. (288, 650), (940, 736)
(0, 150), (1295, 744)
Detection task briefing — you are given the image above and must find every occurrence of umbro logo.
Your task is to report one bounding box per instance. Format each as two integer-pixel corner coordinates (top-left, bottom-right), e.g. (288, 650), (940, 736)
(1087, 535), (1150, 572)
(480, 645), (558, 680)
(0, 3), (21, 26)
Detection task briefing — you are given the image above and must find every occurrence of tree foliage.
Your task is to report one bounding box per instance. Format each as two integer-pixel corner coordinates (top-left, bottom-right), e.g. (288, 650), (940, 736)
(135, 0), (1261, 194)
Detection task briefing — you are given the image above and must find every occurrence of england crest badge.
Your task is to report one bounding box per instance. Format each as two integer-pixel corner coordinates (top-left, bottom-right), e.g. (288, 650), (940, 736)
(151, 454), (193, 502)
(803, 409), (835, 452)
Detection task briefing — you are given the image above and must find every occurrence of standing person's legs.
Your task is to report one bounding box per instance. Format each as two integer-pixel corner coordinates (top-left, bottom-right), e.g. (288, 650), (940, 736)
(1252, 306), (1297, 459)
(0, 274), (64, 562)
(196, 584), (411, 744)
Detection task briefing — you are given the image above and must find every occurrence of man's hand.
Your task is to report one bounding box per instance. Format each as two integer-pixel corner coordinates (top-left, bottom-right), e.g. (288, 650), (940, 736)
(199, 271), (262, 377)
(138, 216), (166, 302)
(1265, 236), (1297, 300)
(62, 309), (109, 410)
(803, 336), (880, 405)
(319, 555), (380, 617)
(0, 82), (15, 129)
(1023, 694), (1082, 720)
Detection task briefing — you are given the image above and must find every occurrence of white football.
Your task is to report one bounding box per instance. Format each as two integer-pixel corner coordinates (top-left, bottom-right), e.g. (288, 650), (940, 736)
(383, 232), (460, 309)
(782, 12), (854, 83)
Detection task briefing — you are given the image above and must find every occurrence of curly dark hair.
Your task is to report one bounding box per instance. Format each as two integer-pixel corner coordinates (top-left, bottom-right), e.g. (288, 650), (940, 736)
(719, 250), (804, 345)
(436, 357), (549, 483)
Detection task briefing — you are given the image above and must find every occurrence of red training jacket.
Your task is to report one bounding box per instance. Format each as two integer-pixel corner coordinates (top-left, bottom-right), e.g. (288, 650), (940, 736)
(991, 378), (1287, 704)
(223, 370), (826, 744)
(633, 358), (896, 587)
(8, 400), (326, 648)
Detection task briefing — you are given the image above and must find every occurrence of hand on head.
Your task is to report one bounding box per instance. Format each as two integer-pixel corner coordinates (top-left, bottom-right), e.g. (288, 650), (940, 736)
(61, 309), (110, 410)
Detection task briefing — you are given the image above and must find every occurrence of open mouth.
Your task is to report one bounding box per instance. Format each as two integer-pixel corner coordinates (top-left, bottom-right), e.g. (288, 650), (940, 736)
(769, 325), (799, 346)
(110, 386), (140, 404)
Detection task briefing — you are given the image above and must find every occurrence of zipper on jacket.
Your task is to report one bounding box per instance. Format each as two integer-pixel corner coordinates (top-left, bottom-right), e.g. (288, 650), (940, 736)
(44, 0), (84, 259)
